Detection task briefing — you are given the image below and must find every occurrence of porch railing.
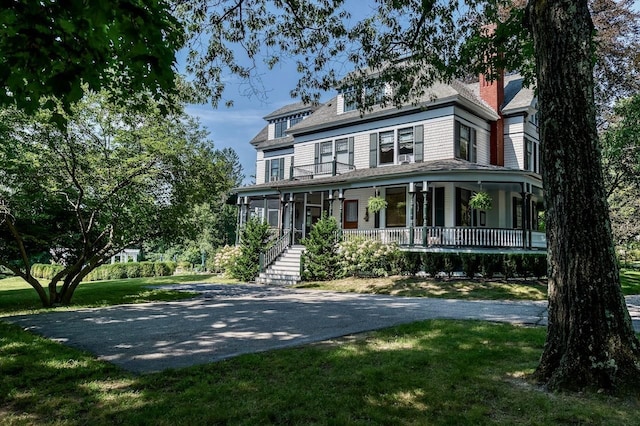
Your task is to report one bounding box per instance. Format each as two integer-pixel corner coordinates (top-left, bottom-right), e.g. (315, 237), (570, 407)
(292, 160), (355, 180)
(259, 229), (292, 272)
(341, 227), (546, 249)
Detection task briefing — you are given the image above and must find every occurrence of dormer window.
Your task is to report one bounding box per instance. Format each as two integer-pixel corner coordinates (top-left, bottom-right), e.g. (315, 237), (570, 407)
(274, 120), (287, 138)
(343, 88), (357, 112)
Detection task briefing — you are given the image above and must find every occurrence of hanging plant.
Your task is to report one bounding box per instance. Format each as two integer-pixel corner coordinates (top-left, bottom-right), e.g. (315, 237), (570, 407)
(469, 191), (493, 211)
(367, 196), (387, 214)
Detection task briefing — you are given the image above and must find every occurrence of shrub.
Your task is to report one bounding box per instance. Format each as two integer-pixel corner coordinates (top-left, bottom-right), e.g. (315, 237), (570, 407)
(301, 214), (340, 281)
(30, 264), (64, 280)
(480, 254), (503, 279)
(460, 253), (480, 278)
(397, 252), (422, 275)
(423, 253), (444, 277)
(126, 262), (141, 278)
(210, 245), (242, 275)
(84, 261), (175, 281)
(337, 237), (399, 278)
(231, 217), (272, 282)
(503, 255), (518, 279)
(442, 254), (460, 278)
(140, 262), (155, 277)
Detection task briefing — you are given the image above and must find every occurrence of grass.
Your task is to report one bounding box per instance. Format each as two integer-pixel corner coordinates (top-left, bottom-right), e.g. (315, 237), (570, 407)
(621, 269), (640, 295)
(2, 318), (640, 425)
(2, 272), (640, 424)
(0, 274), (235, 317)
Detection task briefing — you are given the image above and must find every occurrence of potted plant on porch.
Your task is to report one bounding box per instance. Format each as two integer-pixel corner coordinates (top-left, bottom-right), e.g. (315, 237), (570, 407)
(367, 195), (387, 214)
(469, 191), (493, 211)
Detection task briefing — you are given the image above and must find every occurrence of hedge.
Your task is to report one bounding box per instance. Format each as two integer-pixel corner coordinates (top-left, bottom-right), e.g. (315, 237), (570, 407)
(31, 262), (176, 282)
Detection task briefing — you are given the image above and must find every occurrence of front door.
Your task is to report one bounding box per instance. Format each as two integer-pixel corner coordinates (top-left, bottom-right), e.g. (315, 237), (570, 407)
(344, 200), (358, 229)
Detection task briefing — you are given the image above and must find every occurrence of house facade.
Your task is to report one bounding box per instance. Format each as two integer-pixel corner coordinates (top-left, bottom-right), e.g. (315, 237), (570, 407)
(234, 71), (545, 254)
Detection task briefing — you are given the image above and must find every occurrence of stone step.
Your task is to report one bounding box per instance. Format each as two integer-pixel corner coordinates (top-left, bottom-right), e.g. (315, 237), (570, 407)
(258, 272), (301, 281)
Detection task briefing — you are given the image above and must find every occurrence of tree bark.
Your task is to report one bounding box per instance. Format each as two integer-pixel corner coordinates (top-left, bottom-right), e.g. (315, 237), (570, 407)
(528, 0), (640, 391)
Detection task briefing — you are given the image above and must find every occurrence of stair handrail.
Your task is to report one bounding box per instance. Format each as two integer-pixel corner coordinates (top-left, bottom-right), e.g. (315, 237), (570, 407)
(259, 229), (292, 272)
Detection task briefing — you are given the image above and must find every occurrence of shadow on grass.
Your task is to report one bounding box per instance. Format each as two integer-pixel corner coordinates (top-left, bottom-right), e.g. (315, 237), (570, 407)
(2, 320), (639, 425)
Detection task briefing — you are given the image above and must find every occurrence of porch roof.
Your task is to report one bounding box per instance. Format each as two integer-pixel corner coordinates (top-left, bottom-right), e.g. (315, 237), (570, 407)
(235, 159), (542, 195)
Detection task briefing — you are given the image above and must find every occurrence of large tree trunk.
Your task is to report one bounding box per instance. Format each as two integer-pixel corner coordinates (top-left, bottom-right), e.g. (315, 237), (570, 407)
(528, 0), (640, 391)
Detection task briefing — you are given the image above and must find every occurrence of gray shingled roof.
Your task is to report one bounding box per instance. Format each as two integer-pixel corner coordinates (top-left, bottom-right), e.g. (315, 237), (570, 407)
(236, 159), (539, 193)
(287, 80), (498, 136)
(263, 101), (318, 121)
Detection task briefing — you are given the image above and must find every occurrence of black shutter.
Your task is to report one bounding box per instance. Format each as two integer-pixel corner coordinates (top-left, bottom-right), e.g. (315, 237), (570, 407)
(369, 133), (378, 168)
(471, 128), (477, 163)
(279, 157), (285, 180)
(435, 187), (445, 227)
(348, 137), (354, 165)
(264, 159), (270, 183)
(414, 125), (424, 162)
(454, 121), (461, 159)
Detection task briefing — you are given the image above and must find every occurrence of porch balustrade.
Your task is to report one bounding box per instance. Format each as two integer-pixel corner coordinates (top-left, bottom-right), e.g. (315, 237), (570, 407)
(341, 227), (546, 249)
(291, 161), (355, 179)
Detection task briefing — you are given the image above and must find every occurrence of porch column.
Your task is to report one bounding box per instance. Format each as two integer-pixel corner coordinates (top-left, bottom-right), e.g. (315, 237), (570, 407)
(328, 190), (334, 217)
(263, 196), (268, 224)
(526, 192), (533, 249)
(338, 188), (345, 231)
(422, 181), (429, 246)
(279, 193), (286, 237)
(243, 196), (250, 224)
(235, 196), (242, 245)
(409, 182), (416, 246)
(520, 186), (528, 249)
(289, 193), (294, 243)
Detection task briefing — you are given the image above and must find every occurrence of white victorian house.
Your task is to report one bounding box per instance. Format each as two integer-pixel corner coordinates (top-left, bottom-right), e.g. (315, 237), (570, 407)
(234, 70), (545, 267)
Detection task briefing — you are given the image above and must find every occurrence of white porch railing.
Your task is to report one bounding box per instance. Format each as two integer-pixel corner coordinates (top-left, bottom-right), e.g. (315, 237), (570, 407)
(259, 229), (292, 271)
(341, 227), (545, 249)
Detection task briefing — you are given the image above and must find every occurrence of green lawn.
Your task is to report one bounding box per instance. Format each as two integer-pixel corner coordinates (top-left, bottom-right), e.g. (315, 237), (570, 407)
(0, 274), (234, 317)
(2, 272), (640, 424)
(2, 319), (639, 425)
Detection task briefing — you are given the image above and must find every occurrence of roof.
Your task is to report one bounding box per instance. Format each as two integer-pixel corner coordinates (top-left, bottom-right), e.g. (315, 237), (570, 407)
(235, 159), (541, 194)
(263, 101), (318, 121)
(287, 80), (499, 136)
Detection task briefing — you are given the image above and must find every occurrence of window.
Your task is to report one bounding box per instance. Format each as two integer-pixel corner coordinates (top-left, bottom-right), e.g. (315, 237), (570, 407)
(512, 196), (523, 229)
(379, 131), (395, 164)
(365, 83), (385, 105)
(415, 189), (432, 227)
(320, 141), (333, 164)
(267, 199), (280, 227)
(525, 139), (534, 171)
(274, 120), (287, 138)
(270, 159), (281, 181)
(289, 116), (303, 127)
(456, 121), (477, 162)
(385, 187), (406, 227)
(344, 200), (358, 229)
(343, 89), (357, 112)
(335, 138), (349, 164)
(398, 127), (414, 159)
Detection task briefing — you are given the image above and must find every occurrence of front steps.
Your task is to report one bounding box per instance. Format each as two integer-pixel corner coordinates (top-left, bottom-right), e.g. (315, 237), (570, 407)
(255, 245), (305, 286)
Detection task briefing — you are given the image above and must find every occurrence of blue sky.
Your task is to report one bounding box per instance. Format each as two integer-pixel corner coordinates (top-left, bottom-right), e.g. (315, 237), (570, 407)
(184, 63), (328, 186)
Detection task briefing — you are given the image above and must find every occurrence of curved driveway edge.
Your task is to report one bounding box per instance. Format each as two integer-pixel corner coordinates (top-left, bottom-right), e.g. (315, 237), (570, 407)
(5, 284), (640, 374)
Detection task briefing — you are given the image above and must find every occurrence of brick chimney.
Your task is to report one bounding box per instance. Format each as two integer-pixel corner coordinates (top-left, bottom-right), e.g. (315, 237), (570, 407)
(479, 24), (505, 166)
(481, 70), (505, 166)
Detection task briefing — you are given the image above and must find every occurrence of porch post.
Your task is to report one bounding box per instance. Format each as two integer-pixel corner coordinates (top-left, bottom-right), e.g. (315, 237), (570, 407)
(338, 188), (345, 231)
(409, 182), (416, 246)
(328, 190), (334, 217)
(263, 196), (268, 224)
(279, 193), (286, 237)
(526, 192), (533, 249)
(289, 193), (294, 243)
(422, 181), (429, 247)
(520, 186), (527, 249)
(235, 196), (242, 245)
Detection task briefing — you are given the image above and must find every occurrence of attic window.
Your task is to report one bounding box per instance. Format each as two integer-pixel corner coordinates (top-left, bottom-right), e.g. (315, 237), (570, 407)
(274, 120), (287, 138)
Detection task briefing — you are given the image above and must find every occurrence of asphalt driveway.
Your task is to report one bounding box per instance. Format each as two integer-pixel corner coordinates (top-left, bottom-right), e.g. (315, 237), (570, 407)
(5, 284), (640, 374)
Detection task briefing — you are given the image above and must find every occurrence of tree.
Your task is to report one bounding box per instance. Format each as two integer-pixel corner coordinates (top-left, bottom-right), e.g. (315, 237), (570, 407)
(231, 217), (272, 282)
(0, 93), (235, 306)
(601, 94), (640, 249)
(181, 0), (640, 391)
(0, 0), (183, 116)
(301, 214), (341, 281)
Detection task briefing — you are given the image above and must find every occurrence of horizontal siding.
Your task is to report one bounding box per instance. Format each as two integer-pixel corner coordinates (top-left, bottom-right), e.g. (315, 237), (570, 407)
(424, 117), (455, 161)
(504, 116), (525, 170)
(294, 141), (316, 167)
